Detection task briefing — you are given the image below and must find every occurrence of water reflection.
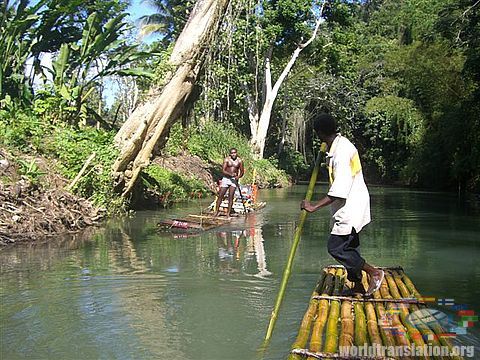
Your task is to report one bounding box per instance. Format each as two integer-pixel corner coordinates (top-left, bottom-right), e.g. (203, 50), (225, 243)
(216, 226), (272, 278)
(1, 187), (479, 360)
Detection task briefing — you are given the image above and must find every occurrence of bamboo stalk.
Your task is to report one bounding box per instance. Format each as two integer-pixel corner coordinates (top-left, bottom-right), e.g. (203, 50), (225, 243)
(289, 271), (328, 360)
(401, 272), (421, 299)
(323, 269), (343, 355)
(365, 299), (383, 346)
(310, 269), (338, 358)
(312, 296), (425, 305)
(354, 301), (368, 347)
(390, 269), (442, 357)
(308, 297), (331, 356)
(378, 274), (412, 354)
(394, 271), (463, 360)
(314, 270), (328, 296)
(320, 268), (336, 296)
(333, 268), (345, 294)
(291, 348), (396, 360)
(385, 272), (430, 360)
(361, 274), (397, 353)
(339, 300), (354, 349)
(264, 149), (324, 344)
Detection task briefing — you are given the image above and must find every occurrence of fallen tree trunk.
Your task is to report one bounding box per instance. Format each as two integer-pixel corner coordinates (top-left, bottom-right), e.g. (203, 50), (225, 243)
(112, 0), (230, 197)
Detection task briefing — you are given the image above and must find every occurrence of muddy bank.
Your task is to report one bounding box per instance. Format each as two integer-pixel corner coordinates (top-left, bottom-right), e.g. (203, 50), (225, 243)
(0, 148), (104, 246)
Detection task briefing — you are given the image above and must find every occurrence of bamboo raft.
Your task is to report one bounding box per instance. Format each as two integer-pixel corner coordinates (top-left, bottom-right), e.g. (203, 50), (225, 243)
(289, 265), (463, 360)
(157, 202), (267, 232)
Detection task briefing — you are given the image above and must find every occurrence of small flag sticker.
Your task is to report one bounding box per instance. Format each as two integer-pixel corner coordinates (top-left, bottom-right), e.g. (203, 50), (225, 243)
(458, 310), (475, 316)
(437, 298), (455, 306)
(451, 327), (467, 335)
(460, 316), (478, 322)
(440, 332), (457, 338)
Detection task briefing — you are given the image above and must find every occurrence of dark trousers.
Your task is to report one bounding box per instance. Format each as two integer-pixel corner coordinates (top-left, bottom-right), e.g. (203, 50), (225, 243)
(327, 228), (365, 283)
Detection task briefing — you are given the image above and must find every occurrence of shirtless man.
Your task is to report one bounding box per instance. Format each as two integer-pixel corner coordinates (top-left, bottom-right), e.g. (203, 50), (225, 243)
(214, 148), (244, 217)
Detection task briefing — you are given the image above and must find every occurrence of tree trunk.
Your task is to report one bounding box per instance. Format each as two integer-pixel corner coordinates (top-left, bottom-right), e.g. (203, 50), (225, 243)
(250, 1), (326, 159)
(112, 0), (229, 197)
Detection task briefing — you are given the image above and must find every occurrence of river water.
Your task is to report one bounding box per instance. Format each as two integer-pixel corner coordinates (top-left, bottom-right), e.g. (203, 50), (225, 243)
(1, 186), (479, 359)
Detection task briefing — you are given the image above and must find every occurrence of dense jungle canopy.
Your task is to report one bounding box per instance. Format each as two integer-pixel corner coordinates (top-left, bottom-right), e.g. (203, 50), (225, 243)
(1, 0), (479, 209)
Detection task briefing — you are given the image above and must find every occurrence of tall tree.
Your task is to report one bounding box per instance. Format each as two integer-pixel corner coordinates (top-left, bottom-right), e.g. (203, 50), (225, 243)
(249, 0), (326, 159)
(112, 0), (230, 197)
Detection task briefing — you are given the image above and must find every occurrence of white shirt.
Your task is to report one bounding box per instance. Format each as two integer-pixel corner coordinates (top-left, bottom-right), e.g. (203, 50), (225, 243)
(326, 134), (371, 235)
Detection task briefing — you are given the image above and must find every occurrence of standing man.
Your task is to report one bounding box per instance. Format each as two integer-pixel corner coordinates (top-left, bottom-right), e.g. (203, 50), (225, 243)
(301, 113), (384, 296)
(214, 148), (244, 218)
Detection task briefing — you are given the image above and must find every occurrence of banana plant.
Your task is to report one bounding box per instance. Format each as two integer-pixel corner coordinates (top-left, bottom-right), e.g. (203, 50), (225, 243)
(0, 0), (48, 105)
(50, 9), (155, 124)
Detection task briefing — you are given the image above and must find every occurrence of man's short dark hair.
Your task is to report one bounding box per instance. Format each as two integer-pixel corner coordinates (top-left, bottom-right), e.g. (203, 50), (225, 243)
(229, 147), (237, 153)
(313, 113), (337, 136)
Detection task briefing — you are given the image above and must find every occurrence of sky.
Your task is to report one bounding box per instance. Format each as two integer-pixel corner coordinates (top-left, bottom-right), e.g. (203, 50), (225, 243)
(126, 0), (161, 43)
(104, 0), (161, 107)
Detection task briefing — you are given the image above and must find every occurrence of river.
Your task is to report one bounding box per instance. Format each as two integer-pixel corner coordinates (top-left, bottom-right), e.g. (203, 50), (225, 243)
(1, 186), (479, 359)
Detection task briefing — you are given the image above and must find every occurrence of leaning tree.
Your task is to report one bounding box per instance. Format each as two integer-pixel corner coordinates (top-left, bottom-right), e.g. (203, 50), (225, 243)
(112, 0), (229, 197)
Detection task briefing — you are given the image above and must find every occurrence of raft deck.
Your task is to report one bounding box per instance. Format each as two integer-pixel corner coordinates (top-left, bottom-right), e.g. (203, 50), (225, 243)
(289, 265), (463, 360)
(157, 202), (266, 232)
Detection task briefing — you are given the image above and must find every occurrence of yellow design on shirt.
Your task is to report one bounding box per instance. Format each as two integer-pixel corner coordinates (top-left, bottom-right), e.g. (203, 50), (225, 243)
(350, 152), (362, 176)
(328, 151), (362, 185)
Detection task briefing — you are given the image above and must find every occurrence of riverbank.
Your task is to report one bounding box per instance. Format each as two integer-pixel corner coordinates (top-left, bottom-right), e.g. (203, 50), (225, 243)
(0, 148), (104, 246)
(0, 146), (287, 245)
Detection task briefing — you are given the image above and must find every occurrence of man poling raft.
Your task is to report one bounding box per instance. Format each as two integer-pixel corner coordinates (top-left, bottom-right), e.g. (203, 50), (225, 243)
(264, 112), (384, 346)
(301, 113), (384, 297)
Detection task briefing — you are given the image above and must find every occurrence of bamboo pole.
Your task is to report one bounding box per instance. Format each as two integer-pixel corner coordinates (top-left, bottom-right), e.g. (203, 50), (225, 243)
(401, 272), (421, 299)
(354, 301), (368, 347)
(264, 146), (325, 344)
(312, 296), (425, 305)
(364, 299), (383, 347)
(339, 300), (354, 349)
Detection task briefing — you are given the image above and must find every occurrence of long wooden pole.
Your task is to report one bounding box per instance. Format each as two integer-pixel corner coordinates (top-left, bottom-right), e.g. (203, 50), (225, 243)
(264, 145), (325, 344)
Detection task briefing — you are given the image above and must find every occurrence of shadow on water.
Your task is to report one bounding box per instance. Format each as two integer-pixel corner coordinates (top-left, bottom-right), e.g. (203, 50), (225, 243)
(0, 186), (479, 359)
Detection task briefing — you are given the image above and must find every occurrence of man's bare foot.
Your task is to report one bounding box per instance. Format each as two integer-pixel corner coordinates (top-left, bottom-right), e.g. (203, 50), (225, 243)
(365, 269), (384, 296)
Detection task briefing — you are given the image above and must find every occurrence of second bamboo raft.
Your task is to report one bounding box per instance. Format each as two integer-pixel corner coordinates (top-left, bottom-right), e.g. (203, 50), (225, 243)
(288, 265), (464, 360)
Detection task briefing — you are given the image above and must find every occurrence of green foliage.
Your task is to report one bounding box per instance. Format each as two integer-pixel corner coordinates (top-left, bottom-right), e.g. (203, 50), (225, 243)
(16, 158), (45, 184)
(364, 96), (424, 181)
(164, 120), (290, 187)
(0, 109), (125, 213)
(142, 164), (208, 206)
(253, 158), (290, 188)
(1, 0), (156, 129)
(0, 0), (45, 104)
(277, 145), (309, 181)
(48, 9), (154, 124)
(186, 121), (253, 164)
